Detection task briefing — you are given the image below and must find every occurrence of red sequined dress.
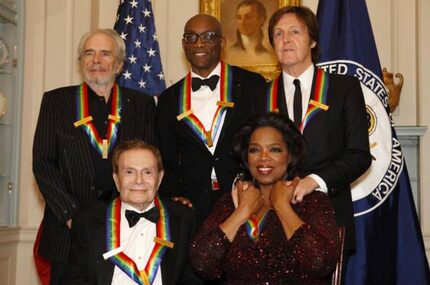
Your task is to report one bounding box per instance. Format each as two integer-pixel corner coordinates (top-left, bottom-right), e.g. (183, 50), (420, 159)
(190, 191), (340, 285)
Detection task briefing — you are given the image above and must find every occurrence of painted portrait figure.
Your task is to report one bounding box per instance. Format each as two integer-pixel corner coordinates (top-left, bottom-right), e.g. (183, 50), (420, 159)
(223, 0), (278, 65)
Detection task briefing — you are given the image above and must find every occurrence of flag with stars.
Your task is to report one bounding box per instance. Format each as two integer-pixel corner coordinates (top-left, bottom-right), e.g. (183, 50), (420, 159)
(114, 0), (166, 96)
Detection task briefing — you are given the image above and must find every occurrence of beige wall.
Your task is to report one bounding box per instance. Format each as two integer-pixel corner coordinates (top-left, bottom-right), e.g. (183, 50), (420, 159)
(1, 0), (428, 284)
(418, 0), (430, 255)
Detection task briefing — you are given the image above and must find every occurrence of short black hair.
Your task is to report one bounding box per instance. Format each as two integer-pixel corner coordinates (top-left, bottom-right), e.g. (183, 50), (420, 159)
(233, 112), (306, 181)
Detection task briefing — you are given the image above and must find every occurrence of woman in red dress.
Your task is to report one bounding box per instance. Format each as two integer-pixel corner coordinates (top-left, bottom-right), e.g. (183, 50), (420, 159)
(190, 113), (340, 285)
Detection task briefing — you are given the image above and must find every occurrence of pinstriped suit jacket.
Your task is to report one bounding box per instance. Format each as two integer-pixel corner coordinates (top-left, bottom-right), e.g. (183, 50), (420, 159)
(33, 84), (155, 263)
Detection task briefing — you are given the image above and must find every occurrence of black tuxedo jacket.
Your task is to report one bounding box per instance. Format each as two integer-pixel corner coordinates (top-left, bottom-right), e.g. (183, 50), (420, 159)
(270, 70), (371, 250)
(33, 85), (155, 263)
(155, 65), (267, 224)
(60, 199), (197, 285)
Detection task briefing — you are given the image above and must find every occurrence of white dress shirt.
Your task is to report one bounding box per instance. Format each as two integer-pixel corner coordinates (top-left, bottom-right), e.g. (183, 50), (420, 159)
(282, 64), (328, 193)
(111, 202), (162, 285)
(191, 62), (225, 180)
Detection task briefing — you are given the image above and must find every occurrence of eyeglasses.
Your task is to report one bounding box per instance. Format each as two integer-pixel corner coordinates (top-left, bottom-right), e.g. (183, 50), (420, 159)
(182, 32), (221, 44)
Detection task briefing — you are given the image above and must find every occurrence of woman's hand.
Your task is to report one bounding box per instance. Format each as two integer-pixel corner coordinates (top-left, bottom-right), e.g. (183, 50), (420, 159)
(236, 180), (264, 219)
(270, 178), (299, 213)
(270, 178), (304, 239)
(220, 181), (263, 241)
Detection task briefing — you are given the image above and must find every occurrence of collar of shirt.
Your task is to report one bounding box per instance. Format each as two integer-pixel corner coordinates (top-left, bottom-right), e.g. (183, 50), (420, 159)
(121, 201), (156, 229)
(122, 201), (156, 214)
(87, 84), (112, 103)
(191, 62), (221, 79)
(190, 62), (221, 93)
(282, 64), (314, 122)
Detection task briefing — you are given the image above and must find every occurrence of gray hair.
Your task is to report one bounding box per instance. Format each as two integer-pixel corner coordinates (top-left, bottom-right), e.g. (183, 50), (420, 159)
(77, 29), (126, 63)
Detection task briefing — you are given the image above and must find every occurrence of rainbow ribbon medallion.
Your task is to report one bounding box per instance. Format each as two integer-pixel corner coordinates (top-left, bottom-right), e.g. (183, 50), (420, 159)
(177, 62), (234, 147)
(74, 83), (121, 159)
(300, 68), (329, 132)
(105, 196), (173, 285)
(244, 210), (269, 242)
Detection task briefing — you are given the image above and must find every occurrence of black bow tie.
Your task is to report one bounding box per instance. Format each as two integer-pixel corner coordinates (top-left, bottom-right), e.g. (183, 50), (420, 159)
(191, 75), (219, 91)
(125, 207), (160, 227)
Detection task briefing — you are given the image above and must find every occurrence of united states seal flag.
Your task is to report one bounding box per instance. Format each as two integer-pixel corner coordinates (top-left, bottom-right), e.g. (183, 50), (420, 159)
(316, 0), (430, 284)
(114, 0), (166, 96)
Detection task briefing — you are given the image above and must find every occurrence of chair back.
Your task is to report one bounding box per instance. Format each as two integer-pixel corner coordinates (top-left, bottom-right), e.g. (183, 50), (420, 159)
(331, 227), (346, 285)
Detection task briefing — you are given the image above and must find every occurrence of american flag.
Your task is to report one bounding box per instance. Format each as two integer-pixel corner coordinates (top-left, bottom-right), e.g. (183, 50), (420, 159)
(114, 0), (166, 96)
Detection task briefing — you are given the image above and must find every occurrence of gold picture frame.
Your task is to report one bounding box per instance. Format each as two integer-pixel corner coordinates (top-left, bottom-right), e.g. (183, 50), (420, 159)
(200, 0), (300, 80)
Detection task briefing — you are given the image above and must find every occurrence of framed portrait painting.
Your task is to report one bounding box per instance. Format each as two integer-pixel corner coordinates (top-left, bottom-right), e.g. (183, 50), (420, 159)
(200, 0), (300, 80)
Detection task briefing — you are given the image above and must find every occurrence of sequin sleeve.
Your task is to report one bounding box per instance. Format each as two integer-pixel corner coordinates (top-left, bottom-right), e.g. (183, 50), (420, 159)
(286, 191), (341, 278)
(189, 194), (235, 280)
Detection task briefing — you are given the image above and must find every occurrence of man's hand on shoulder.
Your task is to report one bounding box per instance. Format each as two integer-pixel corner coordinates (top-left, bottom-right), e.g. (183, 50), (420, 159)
(172, 196), (193, 208)
(292, 176), (319, 204)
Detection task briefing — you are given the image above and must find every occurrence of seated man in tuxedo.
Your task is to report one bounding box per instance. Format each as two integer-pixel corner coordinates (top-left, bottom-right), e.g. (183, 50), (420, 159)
(61, 140), (196, 285)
